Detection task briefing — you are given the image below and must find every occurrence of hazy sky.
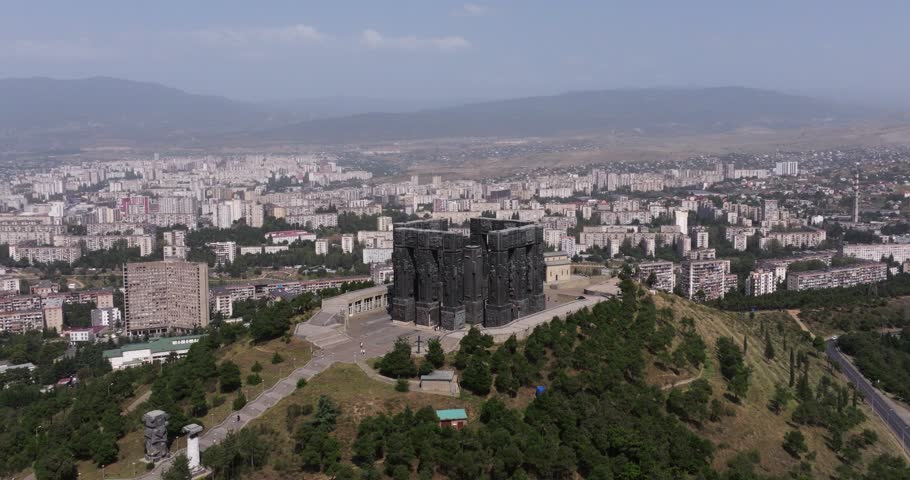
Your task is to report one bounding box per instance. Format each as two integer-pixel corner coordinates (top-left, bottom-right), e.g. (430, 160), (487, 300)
(1, 1), (909, 103)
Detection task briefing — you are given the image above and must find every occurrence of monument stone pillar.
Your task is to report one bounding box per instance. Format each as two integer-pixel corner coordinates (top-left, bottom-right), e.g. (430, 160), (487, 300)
(182, 424), (204, 473)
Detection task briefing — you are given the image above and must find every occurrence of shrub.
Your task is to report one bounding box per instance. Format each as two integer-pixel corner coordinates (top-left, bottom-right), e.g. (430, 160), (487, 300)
(297, 378), (308, 389)
(395, 379), (410, 392)
(246, 373), (262, 386)
(233, 392), (247, 411)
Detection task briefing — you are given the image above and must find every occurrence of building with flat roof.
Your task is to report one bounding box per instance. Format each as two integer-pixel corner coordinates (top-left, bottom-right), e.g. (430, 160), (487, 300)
(745, 269), (776, 296)
(103, 335), (204, 370)
(787, 261), (887, 292)
(635, 261), (675, 292)
(544, 251), (572, 284)
(680, 259), (731, 301)
(123, 261), (209, 336)
(840, 243), (910, 265)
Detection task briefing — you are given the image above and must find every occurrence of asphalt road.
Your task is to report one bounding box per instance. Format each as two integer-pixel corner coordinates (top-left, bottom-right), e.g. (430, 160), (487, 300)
(826, 339), (910, 456)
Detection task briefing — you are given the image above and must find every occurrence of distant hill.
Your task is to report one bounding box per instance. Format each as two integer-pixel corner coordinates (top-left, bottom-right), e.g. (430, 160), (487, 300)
(0, 77), (281, 148)
(252, 87), (878, 144)
(0, 78), (884, 149)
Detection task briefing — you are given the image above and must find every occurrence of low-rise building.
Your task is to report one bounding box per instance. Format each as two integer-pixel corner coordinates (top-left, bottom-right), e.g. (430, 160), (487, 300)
(787, 262), (887, 291)
(103, 335), (205, 370)
(544, 251), (572, 284)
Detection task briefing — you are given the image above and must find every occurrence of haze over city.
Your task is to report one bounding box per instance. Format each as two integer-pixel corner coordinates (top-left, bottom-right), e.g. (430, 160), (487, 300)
(3, 1), (910, 104)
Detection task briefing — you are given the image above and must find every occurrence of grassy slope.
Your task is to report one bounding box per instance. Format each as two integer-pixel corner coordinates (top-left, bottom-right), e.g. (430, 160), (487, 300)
(247, 363), (491, 479)
(75, 336), (314, 480)
(652, 293), (906, 478)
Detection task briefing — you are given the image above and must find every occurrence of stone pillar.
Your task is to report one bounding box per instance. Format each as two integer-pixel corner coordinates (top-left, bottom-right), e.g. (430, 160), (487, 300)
(439, 233), (465, 330)
(413, 232), (440, 326)
(142, 410), (169, 463)
(484, 232), (513, 328)
(182, 424), (204, 473)
(391, 234), (415, 323)
(462, 245), (485, 325)
(528, 225), (546, 313)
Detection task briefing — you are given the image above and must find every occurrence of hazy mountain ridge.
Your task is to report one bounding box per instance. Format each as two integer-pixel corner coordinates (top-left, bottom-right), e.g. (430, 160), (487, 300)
(0, 77), (887, 148)
(256, 87), (877, 144)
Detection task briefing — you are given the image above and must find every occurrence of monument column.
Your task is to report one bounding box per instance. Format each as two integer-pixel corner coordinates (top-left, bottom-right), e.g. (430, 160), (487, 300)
(182, 424), (204, 473)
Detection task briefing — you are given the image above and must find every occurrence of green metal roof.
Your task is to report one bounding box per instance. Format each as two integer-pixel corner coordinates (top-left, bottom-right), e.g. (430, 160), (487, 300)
(435, 409), (467, 421)
(103, 335), (204, 358)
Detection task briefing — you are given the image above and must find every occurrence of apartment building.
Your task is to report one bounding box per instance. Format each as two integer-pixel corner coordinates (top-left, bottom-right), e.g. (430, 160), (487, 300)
(163, 229), (188, 260)
(635, 261), (675, 292)
(680, 259), (731, 301)
(9, 244), (82, 264)
(786, 262), (887, 292)
(0, 216), (65, 245)
(54, 234), (155, 257)
(123, 261), (210, 336)
(0, 276), (21, 292)
(840, 243), (910, 265)
(341, 234), (355, 254)
(315, 239), (328, 255)
(206, 241), (237, 266)
(91, 307), (121, 327)
(690, 226), (709, 249)
(759, 228), (827, 250)
(745, 269), (776, 296)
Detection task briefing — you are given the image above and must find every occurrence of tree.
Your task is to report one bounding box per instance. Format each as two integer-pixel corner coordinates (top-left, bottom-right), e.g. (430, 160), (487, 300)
(34, 447), (78, 480)
(378, 337), (417, 378)
(769, 383), (792, 414)
(219, 361), (242, 392)
(764, 330), (775, 360)
(789, 349), (796, 387)
(461, 356), (492, 396)
(271, 352), (284, 364)
(729, 367), (752, 401)
(251, 361), (263, 373)
(163, 454), (191, 480)
(425, 337), (445, 369)
(233, 392), (247, 410)
(91, 432), (119, 466)
(783, 430), (808, 458)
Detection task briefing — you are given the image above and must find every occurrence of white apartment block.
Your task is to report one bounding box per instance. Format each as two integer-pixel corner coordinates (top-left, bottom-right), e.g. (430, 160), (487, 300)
(341, 234), (355, 254)
(315, 239), (329, 255)
(91, 307), (121, 327)
(206, 241), (237, 266)
(377, 216), (393, 232)
(787, 262), (887, 291)
(840, 243), (910, 265)
(54, 234), (155, 257)
(745, 269), (776, 296)
(680, 259), (731, 301)
(9, 245), (82, 264)
(760, 228), (826, 250)
(363, 247), (393, 264)
(636, 261), (675, 292)
(0, 276), (21, 292)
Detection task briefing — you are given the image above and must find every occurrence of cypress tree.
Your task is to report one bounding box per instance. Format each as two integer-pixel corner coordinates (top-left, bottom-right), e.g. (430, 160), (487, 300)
(788, 349), (795, 387)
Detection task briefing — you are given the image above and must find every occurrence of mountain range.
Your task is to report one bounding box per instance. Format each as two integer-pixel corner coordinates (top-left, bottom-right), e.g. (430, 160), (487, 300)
(0, 76), (888, 149)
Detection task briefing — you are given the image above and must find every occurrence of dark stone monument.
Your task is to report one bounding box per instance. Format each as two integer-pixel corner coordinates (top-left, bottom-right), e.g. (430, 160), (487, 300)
(143, 410), (170, 462)
(391, 217), (545, 330)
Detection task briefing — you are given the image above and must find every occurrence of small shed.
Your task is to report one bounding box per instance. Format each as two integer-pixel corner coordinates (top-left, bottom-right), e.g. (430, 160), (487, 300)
(419, 369), (459, 396)
(435, 409), (468, 430)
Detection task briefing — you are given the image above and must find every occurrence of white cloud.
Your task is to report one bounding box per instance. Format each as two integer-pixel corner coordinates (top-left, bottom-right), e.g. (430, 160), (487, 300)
(455, 3), (490, 17)
(0, 39), (116, 62)
(360, 29), (470, 51)
(188, 24), (326, 48)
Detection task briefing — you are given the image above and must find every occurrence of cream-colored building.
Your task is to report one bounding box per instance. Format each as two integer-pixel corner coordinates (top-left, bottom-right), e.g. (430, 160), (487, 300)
(544, 251), (572, 284)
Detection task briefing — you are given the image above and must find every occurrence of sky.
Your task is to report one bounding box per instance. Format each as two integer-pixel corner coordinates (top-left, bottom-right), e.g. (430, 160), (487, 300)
(1, 1), (909, 104)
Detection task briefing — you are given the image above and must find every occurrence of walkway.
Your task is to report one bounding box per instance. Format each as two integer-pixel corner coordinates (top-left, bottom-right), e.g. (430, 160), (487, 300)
(119, 355), (336, 480)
